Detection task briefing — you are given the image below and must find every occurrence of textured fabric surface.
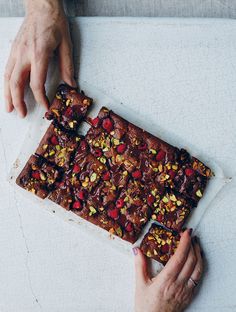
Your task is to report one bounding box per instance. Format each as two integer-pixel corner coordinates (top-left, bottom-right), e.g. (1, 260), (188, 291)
(0, 0), (236, 18)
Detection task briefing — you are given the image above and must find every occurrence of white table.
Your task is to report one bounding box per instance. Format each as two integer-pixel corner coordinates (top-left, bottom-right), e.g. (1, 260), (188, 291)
(0, 17), (236, 312)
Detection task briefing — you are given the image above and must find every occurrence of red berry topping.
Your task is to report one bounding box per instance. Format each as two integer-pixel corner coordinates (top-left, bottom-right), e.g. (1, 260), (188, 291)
(125, 222), (133, 232)
(102, 171), (110, 181)
(138, 143), (147, 151)
(64, 107), (73, 118)
(147, 194), (155, 206)
(78, 190), (86, 200)
(132, 170), (142, 180)
(72, 201), (82, 210)
(157, 214), (164, 222)
(168, 169), (176, 180)
(80, 140), (88, 152)
(117, 143), (127, 154)
(156, 150), (166, 161)
(185, 168), (195, 177)
(108, 208), (119, 220)
(91, 117), (100, 127)
(50, 135), (59, 145)
(116, 198), (124, 208)
(102, 118), (113, 132)
(94, 149), (102, 157)
(161, 243), (169, 254)
(73, 164), (80, 174)
(31, 171), (41, 180)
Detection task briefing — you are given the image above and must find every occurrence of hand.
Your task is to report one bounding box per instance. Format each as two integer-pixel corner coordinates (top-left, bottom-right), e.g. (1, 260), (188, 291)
(134, 229), (203, 312)
(4, 0), (76, 118)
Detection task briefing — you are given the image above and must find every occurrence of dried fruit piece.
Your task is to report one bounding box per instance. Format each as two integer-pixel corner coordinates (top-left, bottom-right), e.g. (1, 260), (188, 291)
(108, 208), (119, 220)
(117, 143), (127, 154)
(102, 118), (113, 132)
(116, 198), (124, 208)
(156, 150), (166, 161)
(132, 170), (142, 180)
(73, 201), (82, 209)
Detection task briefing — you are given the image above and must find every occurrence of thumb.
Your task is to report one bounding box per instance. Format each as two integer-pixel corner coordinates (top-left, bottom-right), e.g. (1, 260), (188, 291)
(133, 247), (149, 287)
(58, 37), (77, 88)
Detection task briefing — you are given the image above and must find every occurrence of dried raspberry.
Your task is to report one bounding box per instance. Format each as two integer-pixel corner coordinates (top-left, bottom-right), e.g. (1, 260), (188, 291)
(168, 169), (176, 180)
(72, 201), (82, 210)
(185, 168), (195, 177)
(91, 117), (100, 127)
(147, 194), (155, 206)
(117, 144), (127, 154)
(125, 222), (133, 232)
(31, 171), (41, 180)
(78, 190), (86, 200)
(108, 208), (119, 220)
(156, 150), (166, 161)
(116, 198), (124, 208)
(161, 243), (169, 254)
(64, 107), (73, 118)
(50, 135), (59, 145)
(94, 149), (102, 157)
(102, 118), (113, 132)
(138, 142), (147, 151)
(157, 214), (164, 222)
(73, 164), (80, 174)
(132, 170), (142, 180)
(102, 171), (110, 181)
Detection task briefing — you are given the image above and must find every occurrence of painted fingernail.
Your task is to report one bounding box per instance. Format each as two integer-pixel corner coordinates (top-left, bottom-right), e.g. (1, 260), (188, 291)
(188, 228), (193, 235)
(132, 247), (138, 256)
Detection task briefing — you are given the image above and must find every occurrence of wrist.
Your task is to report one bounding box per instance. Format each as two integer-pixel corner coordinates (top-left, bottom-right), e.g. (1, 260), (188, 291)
(25, 0), (64, 16)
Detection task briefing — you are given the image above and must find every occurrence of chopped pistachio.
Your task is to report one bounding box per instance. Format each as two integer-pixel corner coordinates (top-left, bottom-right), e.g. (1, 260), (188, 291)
(170, 194), (177, 202)
(149, 149), (157, 155)
(99, 156), (106, 164)
(89, 206), (97, 216)
(90, 172), (97, 182)
(40, 172), (46, 181)
(176, 200), (182, 206)
(196, 189), (203, 197)
(115, 227), (123, 237)
(43, 144), (48, 150)
(162, 196), (169, 203)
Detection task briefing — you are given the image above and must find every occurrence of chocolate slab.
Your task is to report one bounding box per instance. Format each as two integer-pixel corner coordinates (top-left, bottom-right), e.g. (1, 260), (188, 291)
(140, 224), (180, 264)
(45, 84), (92, 131)
(150, 190), (192, 231)
(16, 155), (61, 199)
(36, 124), (80, 169)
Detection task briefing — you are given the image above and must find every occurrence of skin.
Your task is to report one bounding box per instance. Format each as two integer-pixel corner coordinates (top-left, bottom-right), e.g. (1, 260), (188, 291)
(4, 2), (203, 311)
(4, 0), (76, 118)
(133, 229), (203, 312)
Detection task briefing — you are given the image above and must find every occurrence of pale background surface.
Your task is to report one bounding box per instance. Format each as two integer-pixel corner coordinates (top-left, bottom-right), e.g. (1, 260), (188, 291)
(0, 17), (236, 312)
(0, 0), (236, 18)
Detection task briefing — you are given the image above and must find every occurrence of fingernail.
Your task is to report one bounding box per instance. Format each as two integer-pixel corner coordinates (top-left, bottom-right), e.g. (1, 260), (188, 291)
(132, 247), (138, 256)
(194, 236), (199, 244)
(188, 228), (193, 235)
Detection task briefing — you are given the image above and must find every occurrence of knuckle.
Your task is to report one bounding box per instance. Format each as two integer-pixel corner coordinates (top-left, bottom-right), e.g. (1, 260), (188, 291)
(10, 77), (22, 89)
(30, 81), (43, 93)
(4, 71), (11, 81)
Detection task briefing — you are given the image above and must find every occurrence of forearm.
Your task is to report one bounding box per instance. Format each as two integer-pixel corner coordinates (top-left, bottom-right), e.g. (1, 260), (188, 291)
(24, 0), (64, 15)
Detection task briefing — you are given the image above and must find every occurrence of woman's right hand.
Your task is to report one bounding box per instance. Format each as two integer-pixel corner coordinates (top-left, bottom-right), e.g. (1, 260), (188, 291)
(134, 229), (203, 312)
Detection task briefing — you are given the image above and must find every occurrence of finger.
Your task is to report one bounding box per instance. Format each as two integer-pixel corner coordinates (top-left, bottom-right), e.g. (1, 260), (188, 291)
(160, 229), (192, 281)
(30, 56), (50, 110)
(188, 237), (203, 289)
(58, 37), (76, 87)
(10, 62), (30, 118)
(4, 56), (15, 112)
(133, 247), (150, 287)
(177, 243), (197, 283)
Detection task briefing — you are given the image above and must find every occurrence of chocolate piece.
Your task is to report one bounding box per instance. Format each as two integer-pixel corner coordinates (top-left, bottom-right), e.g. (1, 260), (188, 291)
(174, 149), (212, 203)
(150, 191), (192, 231)
(140, 224), (180, 264)
(36, 124), (80, 169)
(45, 84), (92, 131)
(16, 155), (60, 199)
